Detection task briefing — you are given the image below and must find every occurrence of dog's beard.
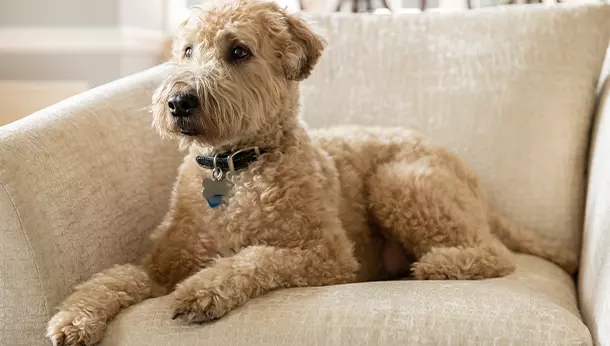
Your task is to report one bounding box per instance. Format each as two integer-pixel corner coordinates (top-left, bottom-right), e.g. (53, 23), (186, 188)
(160, 106), (235, 149)
(173, 116), (200, 136)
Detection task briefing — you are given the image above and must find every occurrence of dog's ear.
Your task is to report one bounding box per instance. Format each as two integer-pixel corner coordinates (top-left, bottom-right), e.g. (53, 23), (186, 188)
(282, 14), (325, 81)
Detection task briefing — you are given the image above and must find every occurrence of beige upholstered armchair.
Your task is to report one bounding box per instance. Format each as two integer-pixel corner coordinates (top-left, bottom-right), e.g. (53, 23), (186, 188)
(1, 4), (610, 345)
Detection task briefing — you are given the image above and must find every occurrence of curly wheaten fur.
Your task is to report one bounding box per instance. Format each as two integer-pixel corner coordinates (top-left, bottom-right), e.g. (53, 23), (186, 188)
(47, 1), (577, 345)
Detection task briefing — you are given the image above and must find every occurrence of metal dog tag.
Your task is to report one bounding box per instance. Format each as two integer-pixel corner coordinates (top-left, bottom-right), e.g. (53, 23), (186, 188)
(202, 177), (231, 208)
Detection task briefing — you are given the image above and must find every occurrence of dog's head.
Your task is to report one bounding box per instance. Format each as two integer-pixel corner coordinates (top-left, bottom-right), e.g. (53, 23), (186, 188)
(152, 0), (325, 148)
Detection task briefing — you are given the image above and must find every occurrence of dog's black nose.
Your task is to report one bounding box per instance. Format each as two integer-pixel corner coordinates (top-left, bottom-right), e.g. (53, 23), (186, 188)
(168, 93), (199, 117)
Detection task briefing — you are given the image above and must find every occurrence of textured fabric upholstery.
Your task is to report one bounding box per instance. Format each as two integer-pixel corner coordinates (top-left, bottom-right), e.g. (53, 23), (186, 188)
(1, 4), (610, 346)
(0, 65), (182, 346)
(301, 4), (610, 255)
(580, 48), (610, 346)
(101, 255), (588, 346)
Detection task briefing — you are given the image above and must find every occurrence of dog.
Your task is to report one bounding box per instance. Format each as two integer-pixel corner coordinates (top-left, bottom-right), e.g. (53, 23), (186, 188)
(47, 1), (577, 345)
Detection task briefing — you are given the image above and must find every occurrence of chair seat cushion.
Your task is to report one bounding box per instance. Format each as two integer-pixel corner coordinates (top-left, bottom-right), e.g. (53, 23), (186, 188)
(101, 255), (589, 345)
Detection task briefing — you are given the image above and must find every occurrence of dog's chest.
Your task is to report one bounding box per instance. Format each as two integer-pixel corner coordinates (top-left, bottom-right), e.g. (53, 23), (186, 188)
(188, 171), (282, 249)
(183, 155), (341, 254)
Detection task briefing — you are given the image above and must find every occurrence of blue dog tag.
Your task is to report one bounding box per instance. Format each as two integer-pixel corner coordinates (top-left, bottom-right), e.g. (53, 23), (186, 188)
(206, 194), (224, 208)
(202, 178), (231, 208)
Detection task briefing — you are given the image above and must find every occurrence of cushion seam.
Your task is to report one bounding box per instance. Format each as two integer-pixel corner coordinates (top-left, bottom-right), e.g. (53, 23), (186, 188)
(0, 181), (50, 319)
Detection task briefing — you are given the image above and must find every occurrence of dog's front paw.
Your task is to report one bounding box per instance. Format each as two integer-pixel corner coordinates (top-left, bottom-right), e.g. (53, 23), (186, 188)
(47, 310), (107, 346)
(171, 282), (236, 324)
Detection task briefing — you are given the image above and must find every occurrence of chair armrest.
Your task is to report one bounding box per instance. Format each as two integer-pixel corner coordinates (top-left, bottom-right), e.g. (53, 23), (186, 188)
(580, 48), (610, 346)
(0, 64), (182, 346)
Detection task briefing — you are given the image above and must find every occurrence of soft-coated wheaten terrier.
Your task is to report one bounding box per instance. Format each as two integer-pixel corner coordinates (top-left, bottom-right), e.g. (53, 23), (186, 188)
(47, 1), (576, 345)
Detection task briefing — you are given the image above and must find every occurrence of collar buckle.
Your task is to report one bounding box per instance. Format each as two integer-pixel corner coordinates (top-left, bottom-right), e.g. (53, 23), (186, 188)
(227, 146), (261, 174)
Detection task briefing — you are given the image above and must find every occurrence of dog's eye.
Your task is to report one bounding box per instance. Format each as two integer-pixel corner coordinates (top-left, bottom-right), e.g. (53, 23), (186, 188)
(229, 45), (250, 62)
(184, 46), (193, 60)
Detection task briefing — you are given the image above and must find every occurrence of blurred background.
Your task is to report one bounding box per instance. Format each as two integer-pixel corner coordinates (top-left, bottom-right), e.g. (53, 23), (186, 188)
(0, 0), (605, 126)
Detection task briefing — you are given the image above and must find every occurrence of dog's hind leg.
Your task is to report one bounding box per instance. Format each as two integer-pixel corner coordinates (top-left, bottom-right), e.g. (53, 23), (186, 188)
(367, 157), (516, 280)
(47, 263), (164, 346)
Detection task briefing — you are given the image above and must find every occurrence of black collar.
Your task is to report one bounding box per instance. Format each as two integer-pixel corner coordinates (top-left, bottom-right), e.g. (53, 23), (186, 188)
(195, 147), (264, 173)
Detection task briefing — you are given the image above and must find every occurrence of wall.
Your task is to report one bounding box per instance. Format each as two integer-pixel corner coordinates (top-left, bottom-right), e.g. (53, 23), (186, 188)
(0, 0), (119, 27)
(0, 0), (168, 124)
(0, 0), (166, 87)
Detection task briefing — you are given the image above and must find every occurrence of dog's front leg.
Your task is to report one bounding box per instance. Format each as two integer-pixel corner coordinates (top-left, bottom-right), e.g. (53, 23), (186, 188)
(47, 264), (164, 346)
(171, 244), (357, 323)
